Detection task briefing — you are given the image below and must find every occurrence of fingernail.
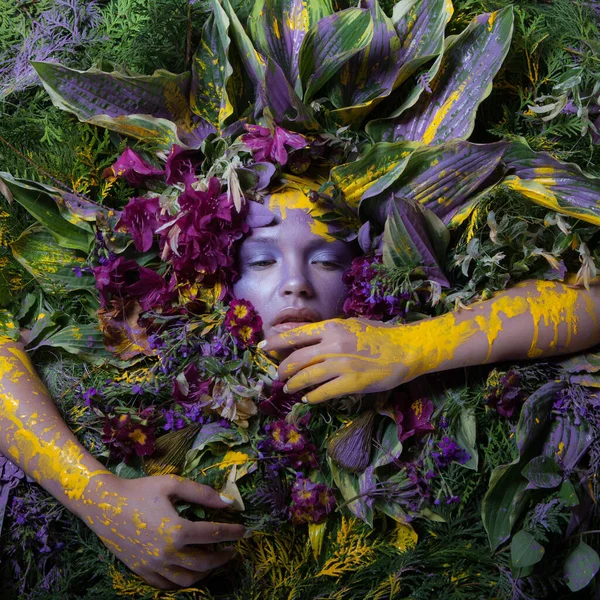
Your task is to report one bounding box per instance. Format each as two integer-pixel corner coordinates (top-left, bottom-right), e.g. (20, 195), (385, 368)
(283, 384), (288, 393)
(257, 340), (267, 349)
(243, 529), (254, 539)
(272, 372), (279, 381)
(301, 396), (308, 404)
(219, 493), (235, 505)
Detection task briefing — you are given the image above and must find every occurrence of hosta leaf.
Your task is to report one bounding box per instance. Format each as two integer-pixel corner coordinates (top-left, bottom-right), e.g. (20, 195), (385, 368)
(330, 141), (420, 210)
(511, 530), (545, 568)
(521, 456), (562, 489)
(299, 8), (374, 104)
(328, 456), (373, 526)
(564, 542), (600, 592)
(248, 0), (333, 96)
(382, 199), (449, 285)
(33, 61), (215, 151)
(482, 381), (564, 550)
(218, 0), (265, 88)
(361, 141), (508, 227)
(191, 7), (236, 129)
(260, 57), (319, 129)
(10, 226), (94, 294)
(328, 0), (401, 123)
(542, 413), (594, 472)
(0, 173), (93, 252)
(34, 324), (134, 368)
(392, 0), (453, 87)
(373, 7), (513, 144)
(502, 140), (600, 227)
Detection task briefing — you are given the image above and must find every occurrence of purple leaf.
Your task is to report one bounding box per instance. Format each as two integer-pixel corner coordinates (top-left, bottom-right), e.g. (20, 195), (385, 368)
(259, 58), (318, 129)
(327, 0), (401, 121)
(246, 201), (276, 228)
(33, 61), (216, 150)
(374, 7), (514, 144)
(503, 140), (600, 226)
(248, 0), (333, 96)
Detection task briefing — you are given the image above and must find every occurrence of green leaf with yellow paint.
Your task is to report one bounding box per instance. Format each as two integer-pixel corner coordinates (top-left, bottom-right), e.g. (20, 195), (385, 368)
(10, 226), (94, 294)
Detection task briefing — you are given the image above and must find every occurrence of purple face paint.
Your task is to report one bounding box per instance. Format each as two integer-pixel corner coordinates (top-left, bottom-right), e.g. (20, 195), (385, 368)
(233, 207), (358, 339)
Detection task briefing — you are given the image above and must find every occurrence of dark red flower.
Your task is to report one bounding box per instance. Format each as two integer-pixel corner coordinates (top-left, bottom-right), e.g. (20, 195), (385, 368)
(171, 363), (212, 405)
(484, 369), (524, 418)
(382, 393), (434, 443)
(224, 298), (262, 347)
(102, 413), (156, 463)
(259, 381), (302, 416)
(103, 148), (164, 188)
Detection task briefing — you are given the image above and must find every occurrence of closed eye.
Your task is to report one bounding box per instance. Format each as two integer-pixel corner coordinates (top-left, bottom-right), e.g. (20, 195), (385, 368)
(248, 259), (276, 268)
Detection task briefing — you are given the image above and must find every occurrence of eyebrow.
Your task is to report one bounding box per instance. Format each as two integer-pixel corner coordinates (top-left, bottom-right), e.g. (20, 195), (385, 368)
(241, 235), (349, 251)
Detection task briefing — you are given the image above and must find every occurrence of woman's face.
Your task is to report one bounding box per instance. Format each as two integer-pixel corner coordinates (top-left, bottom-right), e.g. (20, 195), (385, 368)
(233, 192), (357, 339)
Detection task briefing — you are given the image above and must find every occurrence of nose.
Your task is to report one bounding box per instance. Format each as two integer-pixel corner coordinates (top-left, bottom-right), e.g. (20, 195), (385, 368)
(279, 267), (315, 299)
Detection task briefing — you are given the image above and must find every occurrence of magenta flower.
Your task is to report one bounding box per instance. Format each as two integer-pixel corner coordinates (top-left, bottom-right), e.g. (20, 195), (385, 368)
(259, 380), (302, 416)
(104, 148), (164, 187)
(241, 123), (307, 165)
(288, 475), (336, 524)
(265, 420), (308, 453)
(116, 195), (166, 252)
(165, 145), (202, 186)
(93, 256), (175, 310)
(394, 395), (435, 442)
(158, 177), (248, 290)
(171, 363), (212, 405)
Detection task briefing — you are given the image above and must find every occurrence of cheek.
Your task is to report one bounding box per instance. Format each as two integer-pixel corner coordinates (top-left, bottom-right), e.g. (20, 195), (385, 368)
(314, 272), (350, 318)
(232, 272), (274, 325)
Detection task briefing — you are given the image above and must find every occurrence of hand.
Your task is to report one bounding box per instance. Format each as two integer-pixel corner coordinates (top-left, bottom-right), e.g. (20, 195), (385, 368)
(80, 473), (247, 589)
(260, 318), (425, 404)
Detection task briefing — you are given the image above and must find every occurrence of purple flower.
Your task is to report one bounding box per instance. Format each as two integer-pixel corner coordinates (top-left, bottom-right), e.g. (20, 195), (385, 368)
(288, 474), (336, 524)
(104, 148), (165, 188)
(82, 387), (98, 406)
(162, 408), (186, 432)
(172, 363), (212, 405)
(342, 255), (409, 321)
(431, 436), (470, 468)
(484, 369), (524, 418)
(116, 195), (167, 252)
(241, 123), (308, 165)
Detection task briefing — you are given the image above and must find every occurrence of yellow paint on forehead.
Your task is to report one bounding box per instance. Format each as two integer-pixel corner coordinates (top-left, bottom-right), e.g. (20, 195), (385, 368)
(266, 188), (336, 241)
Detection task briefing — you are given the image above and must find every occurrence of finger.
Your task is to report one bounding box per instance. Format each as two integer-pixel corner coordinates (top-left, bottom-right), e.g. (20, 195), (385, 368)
(278, 346), (326, 380)
(260, 323), (325, 352)
(284, 363), (338, 394)
(163, 476), (235, 509)
(161, 565), (208, 588)
(302, 377), (354, 404)
(169, 547), (237, 572)
(179, 521), (247, 547)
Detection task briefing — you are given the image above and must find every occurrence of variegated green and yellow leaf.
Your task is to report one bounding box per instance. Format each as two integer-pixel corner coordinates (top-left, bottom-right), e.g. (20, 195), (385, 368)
(330, 141), (421, 210)
(10, 226), (94, 294)
(0, 173), (93, 252)
(299, 8), (374, 104)
(248, 0), (333, 97)
(327, 0), (401, 124)
(369, 6), (513, 144)
(502, 140), (600, 227)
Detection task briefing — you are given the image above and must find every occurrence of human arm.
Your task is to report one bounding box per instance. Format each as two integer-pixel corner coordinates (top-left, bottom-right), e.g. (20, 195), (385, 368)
(261, 280), (600, 404)
(0, 336), (246, 589)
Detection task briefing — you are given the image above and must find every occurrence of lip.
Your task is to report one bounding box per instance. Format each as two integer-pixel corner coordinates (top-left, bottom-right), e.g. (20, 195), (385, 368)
(271, 307), (322, 328)
(271, 321), (314, 333)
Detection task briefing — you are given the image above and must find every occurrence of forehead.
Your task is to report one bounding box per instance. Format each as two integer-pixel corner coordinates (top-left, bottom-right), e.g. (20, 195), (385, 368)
(266, 188), (339, 242)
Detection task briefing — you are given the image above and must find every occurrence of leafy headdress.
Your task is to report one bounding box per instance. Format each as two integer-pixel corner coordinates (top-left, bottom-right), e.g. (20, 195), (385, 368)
(2, 0), (600, 596)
